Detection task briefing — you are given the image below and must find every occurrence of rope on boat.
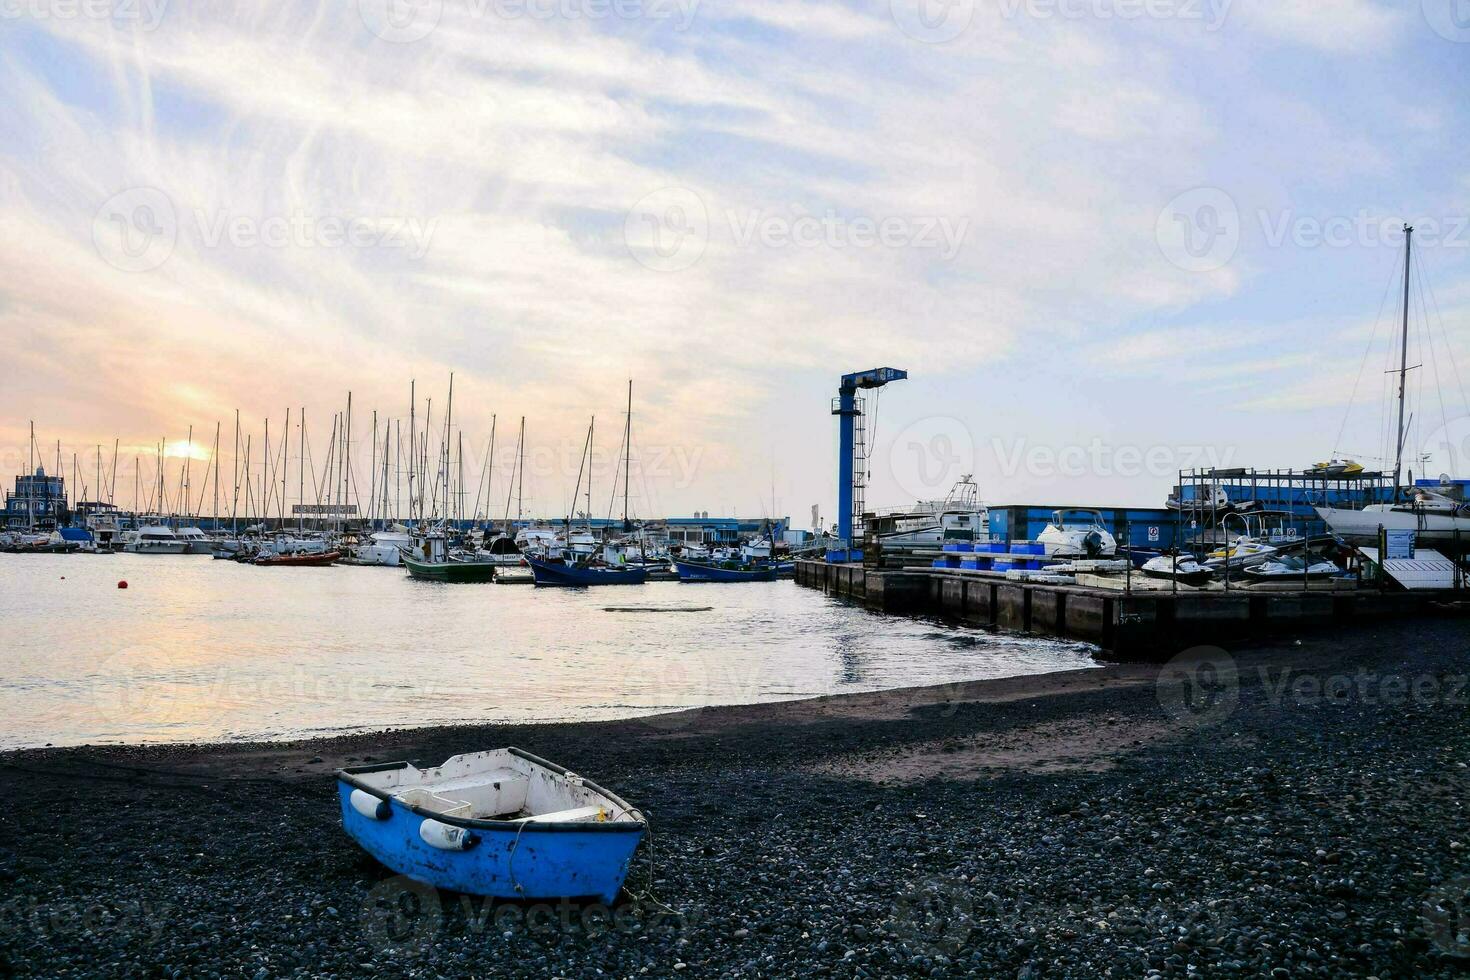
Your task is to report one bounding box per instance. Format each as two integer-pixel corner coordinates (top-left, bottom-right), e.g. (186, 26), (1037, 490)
(626, 818), (680, 918)
(506, 819), (528, 896)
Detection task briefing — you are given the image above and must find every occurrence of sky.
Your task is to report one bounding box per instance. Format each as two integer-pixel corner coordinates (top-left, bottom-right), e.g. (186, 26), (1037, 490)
(1, 0), (1468, 526)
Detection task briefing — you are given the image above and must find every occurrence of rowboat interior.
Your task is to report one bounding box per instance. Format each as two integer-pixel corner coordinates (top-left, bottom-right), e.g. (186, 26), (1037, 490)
(349, 749), (642, 825)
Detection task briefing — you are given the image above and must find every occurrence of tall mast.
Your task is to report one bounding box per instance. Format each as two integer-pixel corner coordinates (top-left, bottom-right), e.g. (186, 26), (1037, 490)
(518, 417), (525, 521)
(299, 408), (307, 534)
(183, 425), (193, 522)
(109, 438), (118, 506)
(343, 392), (353, 534)
(26, 421), (34, 529)
(211, 421), (221, 525)
(231, 411), (241, 534)
(485, 414), (497, 527)
(262, 419), (270, 528)
(1392, 223), (1414, 500)
(444, 374), (454, 529)
(623, 379), (632, 529)
(408, 381), (416, 524)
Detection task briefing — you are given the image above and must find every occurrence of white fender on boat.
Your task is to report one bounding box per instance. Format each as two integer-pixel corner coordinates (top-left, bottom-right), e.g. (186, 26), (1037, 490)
(419, 819), (478, 851)
(350, 789), (391, 821)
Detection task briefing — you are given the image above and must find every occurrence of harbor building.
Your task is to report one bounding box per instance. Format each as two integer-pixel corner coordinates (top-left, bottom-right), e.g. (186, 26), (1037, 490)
(3, 467), (67, 527)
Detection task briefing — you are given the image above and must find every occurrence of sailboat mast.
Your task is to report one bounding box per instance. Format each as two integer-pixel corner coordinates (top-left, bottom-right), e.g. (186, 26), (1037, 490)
(211, 421), (221, 524)
(26, 421), (34, 529)
(623, 379), (632, 528)
(299, 408), (307, 534)
(518, 417), (525, 521)
(1392, 223), (1414, 500)
(231, 411), (241, 534)
(408, 381), (416, 524)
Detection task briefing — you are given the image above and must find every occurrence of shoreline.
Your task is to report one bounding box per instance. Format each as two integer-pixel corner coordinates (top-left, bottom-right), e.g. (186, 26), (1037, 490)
(3, 616), (1468, 976)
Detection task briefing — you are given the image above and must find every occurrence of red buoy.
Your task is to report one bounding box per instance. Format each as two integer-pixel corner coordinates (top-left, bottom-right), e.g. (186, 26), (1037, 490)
(118, 581), (128, 589)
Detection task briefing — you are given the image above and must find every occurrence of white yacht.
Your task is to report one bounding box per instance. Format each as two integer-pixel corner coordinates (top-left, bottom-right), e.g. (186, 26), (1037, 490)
(350, 528), (414, 566)
(874, 475), (991, 549)
(123, 524), (189, 554)
(174, 525), (214, 554)
(1315, 486), (1470, 547)
(1037, 509), (1117, 558)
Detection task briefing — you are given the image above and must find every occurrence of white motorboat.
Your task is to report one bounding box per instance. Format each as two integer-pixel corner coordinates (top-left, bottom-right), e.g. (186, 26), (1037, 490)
(1167, 485), (1233, 513)
(123, 525), (189, 554)
(1037, 509), (1117, 558)
(874, 475), (991, 550)
(350, 528), (415, 567)
(1141, 554), (1214, 585)
(174, 525), (215, 554)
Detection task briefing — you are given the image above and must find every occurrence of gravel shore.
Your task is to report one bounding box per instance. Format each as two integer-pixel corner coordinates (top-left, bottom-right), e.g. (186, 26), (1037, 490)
(2, 615), (1468, 977)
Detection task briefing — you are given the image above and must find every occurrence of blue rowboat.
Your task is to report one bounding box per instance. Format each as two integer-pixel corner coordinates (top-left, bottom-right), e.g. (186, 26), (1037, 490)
(674, 559), (778, 583)
(525, 556), (648, 587)
(338, 748), (645, 903)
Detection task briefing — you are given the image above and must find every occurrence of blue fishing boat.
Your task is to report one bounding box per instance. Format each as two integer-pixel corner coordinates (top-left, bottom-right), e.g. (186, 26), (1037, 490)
(526, 555), (648, 586)
(338, 748), (646, 903)
(674, 558), (778, 582)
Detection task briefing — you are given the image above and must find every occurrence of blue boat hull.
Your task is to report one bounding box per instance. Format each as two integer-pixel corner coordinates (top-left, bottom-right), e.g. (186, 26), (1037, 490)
(526, 557), (648, 587)
(337, 782), (643, 903)
(674, 559), (778, 582)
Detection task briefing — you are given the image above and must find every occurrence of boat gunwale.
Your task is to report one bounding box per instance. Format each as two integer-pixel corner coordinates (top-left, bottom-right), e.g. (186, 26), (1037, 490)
(336, 746), (646, 834)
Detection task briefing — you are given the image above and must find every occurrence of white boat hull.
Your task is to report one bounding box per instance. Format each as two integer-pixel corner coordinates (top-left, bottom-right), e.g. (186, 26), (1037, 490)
(1315, 506), (1470, 545)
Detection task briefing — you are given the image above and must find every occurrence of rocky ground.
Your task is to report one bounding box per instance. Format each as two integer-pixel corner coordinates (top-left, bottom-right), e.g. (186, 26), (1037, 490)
(2, 615), (1468, 977)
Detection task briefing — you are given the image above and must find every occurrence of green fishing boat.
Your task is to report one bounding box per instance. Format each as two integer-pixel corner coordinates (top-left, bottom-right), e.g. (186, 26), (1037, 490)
(402, 552), (500, 583)
(402, 531), (499, 583)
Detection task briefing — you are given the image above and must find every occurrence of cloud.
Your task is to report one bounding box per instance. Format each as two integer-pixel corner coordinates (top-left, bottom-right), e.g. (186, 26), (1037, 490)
(1233, 0), (1406, 53)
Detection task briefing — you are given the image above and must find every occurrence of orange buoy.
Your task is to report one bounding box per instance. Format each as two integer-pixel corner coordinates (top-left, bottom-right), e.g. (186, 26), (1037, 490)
(118, 581), (129, 589)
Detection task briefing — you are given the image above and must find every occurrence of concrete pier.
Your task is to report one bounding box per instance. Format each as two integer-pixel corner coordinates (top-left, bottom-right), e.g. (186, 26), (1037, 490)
(795, 561), (1439, 660)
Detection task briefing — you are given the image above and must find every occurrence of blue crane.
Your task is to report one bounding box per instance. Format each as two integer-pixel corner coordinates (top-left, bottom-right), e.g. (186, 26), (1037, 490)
(829, 367), (907, 562)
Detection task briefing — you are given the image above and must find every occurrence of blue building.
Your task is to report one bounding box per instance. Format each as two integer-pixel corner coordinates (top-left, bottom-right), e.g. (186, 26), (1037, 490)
(4, 467), (67, 527)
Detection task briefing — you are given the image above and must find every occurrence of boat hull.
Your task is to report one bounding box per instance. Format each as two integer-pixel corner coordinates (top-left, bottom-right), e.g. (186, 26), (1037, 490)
(336, 782), (643, 903)
(673, 559), (778, 582)
(1315, 506), (1470, 550)
(526, 557), (647, 587)
(255, 550), (342, 567)
(402, 554), (500, 583)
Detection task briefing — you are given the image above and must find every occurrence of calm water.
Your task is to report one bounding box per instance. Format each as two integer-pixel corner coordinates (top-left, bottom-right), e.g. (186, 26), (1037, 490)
(0, 554), (1098, 749)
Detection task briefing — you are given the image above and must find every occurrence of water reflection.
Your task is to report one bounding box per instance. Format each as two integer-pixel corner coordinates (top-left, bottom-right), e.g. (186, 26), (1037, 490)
(0, 554), (1097, 748)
